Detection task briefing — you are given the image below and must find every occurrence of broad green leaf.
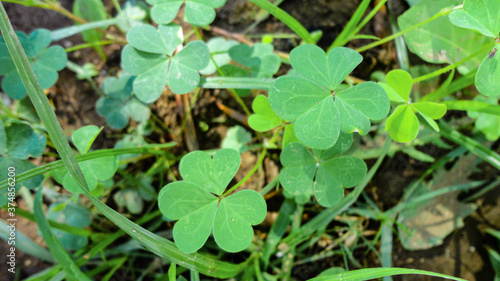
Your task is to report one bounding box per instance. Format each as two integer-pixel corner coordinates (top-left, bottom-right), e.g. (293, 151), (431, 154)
(147, 0), (227, 26)
(468, 95), (500, 140)
(475, 43), (500, 98)
(279, 133), (366, 207)
(214, 190), (267, 252)
(47, 201), (92, 251)
(221, 126), (252, 153)
(179, 149), (241, 195)
(463, 0), (500, 37)
(71, 125), (101, 153)
(412, 102), (447, 119)
(96, 74), (151, 129)
(399, 0), (490, 74)
(0, 29), (67, 99)
(200, 37), (239, 75)
(158, 149), (266, 253)
(385, 69), (412, 102)
(449, 9), (495, 37)
(248, 95), (283, 132)
(269, 44), (389, 149)
(122, 24), (209, 101)
(3, 120), (46, 159)
(228, 43), (281, 78)
(385, 105), (419, 142)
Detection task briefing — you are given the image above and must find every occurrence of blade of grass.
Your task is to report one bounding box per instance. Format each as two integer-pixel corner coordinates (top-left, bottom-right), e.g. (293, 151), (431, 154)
(50, 17), (120, 41)
(248, 0), (314, 44)
(200, 77), (274, 90)
(34, 188), (91, 281)
(442, 100), (500, 116)
(439, 121), (500, 171)
(0, 3), (245, 277)
(381, 220), (394, 281)
(329, 0), (371, 49)
(308, 267), (467, 281)
(421, 68), (476, 102)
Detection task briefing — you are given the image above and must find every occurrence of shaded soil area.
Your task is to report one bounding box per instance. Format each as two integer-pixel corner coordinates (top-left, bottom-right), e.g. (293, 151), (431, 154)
(1, 0), (499, 280)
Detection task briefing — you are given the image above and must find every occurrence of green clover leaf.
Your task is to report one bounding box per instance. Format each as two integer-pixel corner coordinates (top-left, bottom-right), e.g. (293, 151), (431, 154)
(47, 201), (92, 251)
(0, 156), (44, 206)
(96, 73), (151, 129)
(0, 29), (67, 99)
(468, 95), (500, 141)
(248, 95), (283, 132)
(381, 70), (447, 142)
(158, 149), (267, 253)
(52, 126), (118, 194)
(122, 24), (210, 103)
(200, 37), (239, 75)
(279, 132), (366, 207)
(221, 126), (252, 153)
(147, 0), (227, 26)
(269, 44), (389, 149)
(228, 43), (281, 78)
(0, 119), (46, 159)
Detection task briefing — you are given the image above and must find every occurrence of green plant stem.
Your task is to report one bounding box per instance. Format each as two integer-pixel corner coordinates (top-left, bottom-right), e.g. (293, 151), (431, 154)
(281, 135), (391, 248)
(355, 7), (452, 53)
(223, 124), (284, 196)
(65, 40), (115, 53)
(282, 204), (303, 281)
(200, 77), (274, 90)
(439, 121), (500, 170)
(413, 42), (495, 83)
(253, 258), (265, 281)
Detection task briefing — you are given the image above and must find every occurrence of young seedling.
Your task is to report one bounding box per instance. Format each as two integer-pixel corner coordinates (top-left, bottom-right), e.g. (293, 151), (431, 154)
(147, 0), (227, 26)
(449, 0), (500, 97)
(96, 73), (151, 130)
(52, 125), (118, 194)
(279, 132), (367, 207)
(268, 44), (389, 150)
(121, 24), (210, 103)
(381, 69), (447, 142)
(0, 29), (67, 99)
(158, 149), (266, 253)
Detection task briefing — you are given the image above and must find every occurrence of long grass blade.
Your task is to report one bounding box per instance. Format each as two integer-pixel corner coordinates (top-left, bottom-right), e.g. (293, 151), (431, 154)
(442, 100), (500, 116)
(308, 267), (467, 281)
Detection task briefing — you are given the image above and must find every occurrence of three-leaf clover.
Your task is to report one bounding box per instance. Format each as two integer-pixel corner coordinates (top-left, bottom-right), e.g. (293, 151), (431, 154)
(228, 43), (281, 78)
(279, 132), (366, 207)
(449, 0), (500, 98)
(269, 44), (389, 150)
(122, 24), (210, 103)
(158, 149), (267, 253)
(0, 119), (46, 159)
(96, 73), (151, 129)
(380, 70), (447, 142)
(147, 0), (227, 26)
(52, 126), (118, 194)
(248, 95), (283, 132)
(0, 29), (67, 99)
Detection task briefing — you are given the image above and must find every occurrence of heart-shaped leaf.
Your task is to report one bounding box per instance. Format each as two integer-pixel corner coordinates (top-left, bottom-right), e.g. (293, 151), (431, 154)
(228, 43), (281, 78)
(96, 74), (151, 129)
(248, 95), (283, 132)
(383, 70), (447, 142)
(279, 132), (367, 207)
(2, 119), (46, 159)
(122, 24), (210, 102)
(200, 37), (239, 75)
(0, 29), (67, 99)
(72, 125), (101, 153)
(158, 149), (267, 253)
(147, 0), (227, 26)
(399, 0), (490, 74)
(269, 44), (389, 149)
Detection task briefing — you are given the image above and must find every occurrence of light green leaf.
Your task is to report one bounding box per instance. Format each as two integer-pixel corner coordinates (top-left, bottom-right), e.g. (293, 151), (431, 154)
(200, 37), (239, 75)
(221, 126), (252, 153)
(71, 125), (101, 153)
(147, 0), (227, 26)
(248, 95), (283, 132)
(412, 102), (447, 119)
(179, 148), (241, 195)
(126, 24), (182, 55)
(386, 105), (420, 142)
(282, 124), (300, 148)
(214, 190), (266, 252)
(399, 0), (490, 73)
(168, 41), (210, 94)
(463, 0), (500, 37)
(279, 133), (366, 207)
(449, 9), (495, 37)
(476, 44), (500, 98)
(468, 95), (500, 141)
(229, 43), (281, 78)
(385, 69), (412, 102)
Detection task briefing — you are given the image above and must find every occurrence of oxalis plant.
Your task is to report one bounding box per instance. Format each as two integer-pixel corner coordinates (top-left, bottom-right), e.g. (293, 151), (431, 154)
(0, 0), (499, 280)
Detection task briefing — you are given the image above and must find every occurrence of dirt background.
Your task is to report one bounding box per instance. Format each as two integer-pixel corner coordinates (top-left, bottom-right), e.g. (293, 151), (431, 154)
(1, 0), (499, 280)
